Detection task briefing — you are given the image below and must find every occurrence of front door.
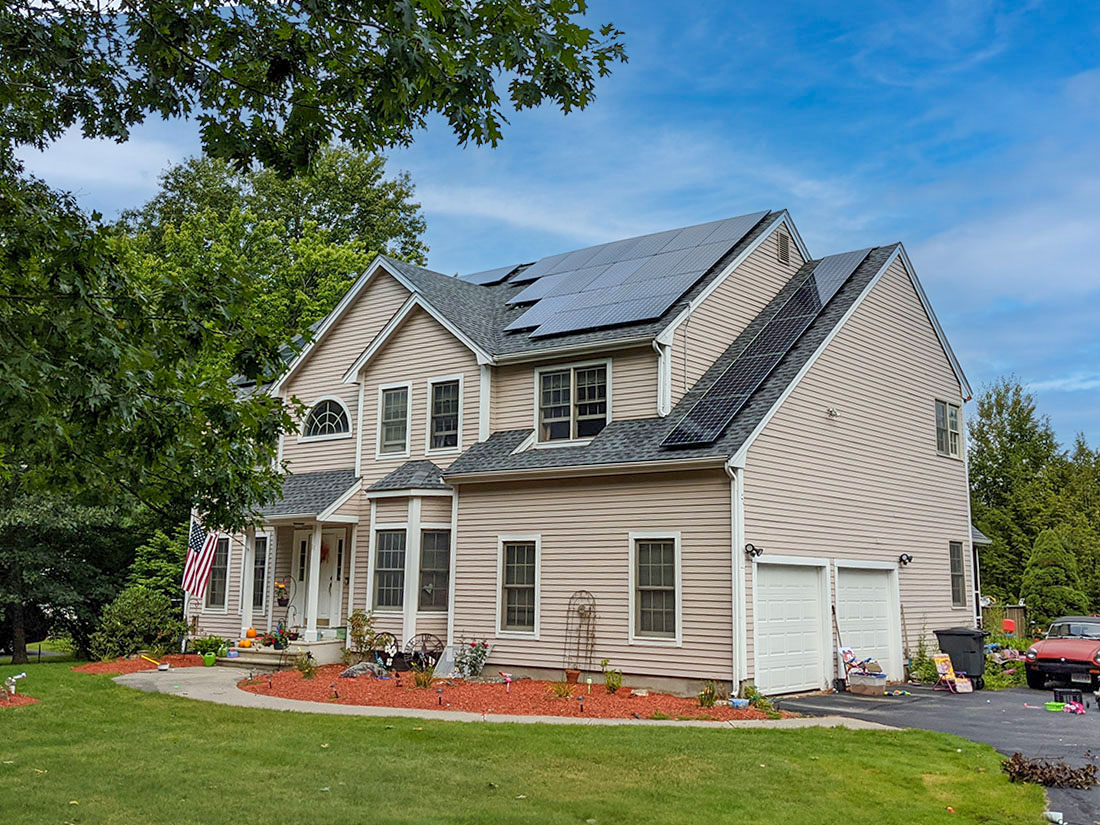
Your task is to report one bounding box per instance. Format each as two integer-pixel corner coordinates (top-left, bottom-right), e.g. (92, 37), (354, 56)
(288, 529), (345, 629)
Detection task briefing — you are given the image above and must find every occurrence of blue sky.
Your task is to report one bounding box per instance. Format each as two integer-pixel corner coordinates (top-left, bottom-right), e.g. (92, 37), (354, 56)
(17, 0), (1100, 445)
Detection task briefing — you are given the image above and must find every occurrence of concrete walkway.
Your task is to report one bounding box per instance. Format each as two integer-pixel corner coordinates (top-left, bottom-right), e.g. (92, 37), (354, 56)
(115, 667), (893, 730)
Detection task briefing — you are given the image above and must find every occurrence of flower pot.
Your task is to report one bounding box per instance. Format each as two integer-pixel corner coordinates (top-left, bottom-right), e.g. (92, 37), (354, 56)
(565, 669), (581, 684)
(277, 597), (289, 607)
(273, 641), (286, 651)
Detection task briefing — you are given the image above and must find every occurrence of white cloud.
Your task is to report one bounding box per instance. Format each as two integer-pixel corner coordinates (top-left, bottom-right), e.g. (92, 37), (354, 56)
(1030, 373), (1100, 393)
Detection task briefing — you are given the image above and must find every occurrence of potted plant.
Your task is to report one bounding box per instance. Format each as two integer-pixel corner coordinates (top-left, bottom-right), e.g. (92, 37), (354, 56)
(564, 668), (581, 684)
(274, 579), (290, 607)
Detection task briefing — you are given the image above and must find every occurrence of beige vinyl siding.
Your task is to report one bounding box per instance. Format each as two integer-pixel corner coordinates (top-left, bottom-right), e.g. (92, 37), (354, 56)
(415, 613), (449, 640)
(491, 347), (658, 433)
(281, 273), (410, 474)
(360, 307), (480, 482)
(374, 497), (408, 524)
(742, 257), (970, 678)
(453, 470), (732, 680)
(421, 497), (453, 524)
(670, 225), (805, 406)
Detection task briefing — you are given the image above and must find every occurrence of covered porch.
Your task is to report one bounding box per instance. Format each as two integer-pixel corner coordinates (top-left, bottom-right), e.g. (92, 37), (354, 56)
(245, 468), (363, 645)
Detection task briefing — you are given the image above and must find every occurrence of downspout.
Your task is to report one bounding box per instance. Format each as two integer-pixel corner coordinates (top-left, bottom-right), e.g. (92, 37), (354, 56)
(651, 340), (670, 417)
(725, 456), (748, 691)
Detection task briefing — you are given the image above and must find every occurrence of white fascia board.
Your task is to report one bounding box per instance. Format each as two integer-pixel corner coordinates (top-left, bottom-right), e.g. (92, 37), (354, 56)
(655, 211), (791, 346)
(728, 246), (902, 468)
(894, 244), (972, 400)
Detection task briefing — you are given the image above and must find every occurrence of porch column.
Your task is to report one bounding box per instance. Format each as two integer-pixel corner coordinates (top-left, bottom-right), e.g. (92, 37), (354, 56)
(239, 527), (256, 639)
(402, 497), (422, 643)
(305, 522), (322, 642)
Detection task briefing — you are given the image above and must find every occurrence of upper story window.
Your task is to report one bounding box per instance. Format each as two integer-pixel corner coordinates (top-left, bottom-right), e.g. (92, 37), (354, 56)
(537, 362), (609, 443)
(428, 378), (461, 452)
(935, 400), (962, 458)
(379, 385), (410, 455)
(302, 398), (350, 440)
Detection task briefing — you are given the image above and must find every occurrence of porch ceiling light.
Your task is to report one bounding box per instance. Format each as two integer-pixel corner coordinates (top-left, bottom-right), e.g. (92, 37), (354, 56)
(898, 553), (913, 566)
(744, 543), (764, 558)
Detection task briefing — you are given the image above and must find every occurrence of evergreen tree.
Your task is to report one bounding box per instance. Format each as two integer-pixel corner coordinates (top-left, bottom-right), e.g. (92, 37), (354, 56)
(1020, 530), (1089, 630)
(126, 526), (188, 604)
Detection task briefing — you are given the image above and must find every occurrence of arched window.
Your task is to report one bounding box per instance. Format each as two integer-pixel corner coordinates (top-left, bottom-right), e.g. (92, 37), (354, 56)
(303, 399), (350, 438)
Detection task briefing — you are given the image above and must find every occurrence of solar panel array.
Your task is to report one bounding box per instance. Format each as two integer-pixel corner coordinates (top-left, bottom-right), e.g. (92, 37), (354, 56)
(457, 263), (521, 285)
(661, 247), (872, 447)
(499, 212), (769, 338)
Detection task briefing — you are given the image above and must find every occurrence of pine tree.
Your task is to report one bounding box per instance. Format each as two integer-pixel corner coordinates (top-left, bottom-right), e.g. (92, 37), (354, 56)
(126, 525), (188, 604)
(1020, 530), (1089, 630)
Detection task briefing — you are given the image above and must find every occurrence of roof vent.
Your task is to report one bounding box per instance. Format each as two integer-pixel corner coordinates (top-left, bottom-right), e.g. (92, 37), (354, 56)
(777, 232), (791, 265)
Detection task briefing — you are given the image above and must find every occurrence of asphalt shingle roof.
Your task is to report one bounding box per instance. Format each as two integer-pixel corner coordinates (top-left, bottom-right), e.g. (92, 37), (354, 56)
(971, 524), (993, 545)
(444, 245), (899, 477)
(256, 468), (359, 517)
(367, 460), (451, 492)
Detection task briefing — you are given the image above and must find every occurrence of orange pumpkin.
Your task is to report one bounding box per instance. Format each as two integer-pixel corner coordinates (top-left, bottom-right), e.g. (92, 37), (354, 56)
(246, 627), (257, 638)
(239, 639), (252, 648)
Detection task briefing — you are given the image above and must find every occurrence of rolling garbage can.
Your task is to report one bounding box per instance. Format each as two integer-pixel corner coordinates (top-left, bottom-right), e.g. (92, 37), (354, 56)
(934, 627), (989, 689)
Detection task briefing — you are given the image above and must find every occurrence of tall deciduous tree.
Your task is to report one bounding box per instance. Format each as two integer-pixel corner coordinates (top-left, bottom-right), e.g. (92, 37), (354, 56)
(969, 377), (1061, 601)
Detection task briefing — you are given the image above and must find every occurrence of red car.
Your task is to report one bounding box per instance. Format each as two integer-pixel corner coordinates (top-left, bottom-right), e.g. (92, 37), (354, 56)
(1025, 616), (1100, 690)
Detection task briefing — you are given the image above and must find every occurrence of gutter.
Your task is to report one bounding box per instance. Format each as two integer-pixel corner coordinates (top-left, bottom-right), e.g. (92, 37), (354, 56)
(442, 455), (728, 484)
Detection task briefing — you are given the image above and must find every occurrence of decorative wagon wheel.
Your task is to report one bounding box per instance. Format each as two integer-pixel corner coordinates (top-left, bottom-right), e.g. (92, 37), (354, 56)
(371, 632), (399, 669)
(403, 633), (445, 668)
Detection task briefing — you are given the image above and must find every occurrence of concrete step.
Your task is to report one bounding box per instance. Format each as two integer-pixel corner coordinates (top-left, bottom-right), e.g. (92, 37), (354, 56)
(215, 654), (291, 671)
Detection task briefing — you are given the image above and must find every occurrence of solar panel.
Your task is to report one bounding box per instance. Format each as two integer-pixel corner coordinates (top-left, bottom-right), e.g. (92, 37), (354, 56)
(498, 211), (770, 338)
(662, 248), (872, 447)
(457, 264), (521, 285)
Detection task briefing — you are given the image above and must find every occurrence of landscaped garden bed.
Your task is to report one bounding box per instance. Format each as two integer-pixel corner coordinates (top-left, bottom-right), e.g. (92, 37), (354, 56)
(72, 653), (204, 675)
(0, 693), (38, 709)
(240, 665), (786, 720)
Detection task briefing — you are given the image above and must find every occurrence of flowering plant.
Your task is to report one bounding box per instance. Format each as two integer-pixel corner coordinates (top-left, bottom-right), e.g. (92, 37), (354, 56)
(454, 639), (491, 678)
(274, 580), (289, 603)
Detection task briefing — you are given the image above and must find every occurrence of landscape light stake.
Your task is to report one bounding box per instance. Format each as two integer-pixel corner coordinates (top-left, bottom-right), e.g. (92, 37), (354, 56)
(331, 683), (338, 700)
(437, 688), (444, 706)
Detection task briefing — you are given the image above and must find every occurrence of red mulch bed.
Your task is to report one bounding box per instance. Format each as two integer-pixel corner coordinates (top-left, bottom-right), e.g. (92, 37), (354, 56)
(241, 665), (783, 721)
(0, 693), (38, 709)
(72, 654), (205, 675)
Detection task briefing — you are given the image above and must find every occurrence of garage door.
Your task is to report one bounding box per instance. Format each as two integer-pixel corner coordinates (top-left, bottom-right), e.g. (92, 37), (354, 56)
(754, 563), (827, 694)
(835, 567), (898, 679)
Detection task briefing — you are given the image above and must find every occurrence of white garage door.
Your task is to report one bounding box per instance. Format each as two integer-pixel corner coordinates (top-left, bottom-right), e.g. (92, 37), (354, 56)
(835, 567), (898, 680)
(754, 563), (827, 694)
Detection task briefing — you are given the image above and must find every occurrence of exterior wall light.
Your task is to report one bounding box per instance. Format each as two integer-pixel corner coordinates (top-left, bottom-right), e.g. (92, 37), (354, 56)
(745, 543), (764, 558)
(898, 553), (913, 566)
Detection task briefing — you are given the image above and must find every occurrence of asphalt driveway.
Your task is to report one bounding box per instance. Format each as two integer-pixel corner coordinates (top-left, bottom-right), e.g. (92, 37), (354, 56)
(779, 685), (1099, 824)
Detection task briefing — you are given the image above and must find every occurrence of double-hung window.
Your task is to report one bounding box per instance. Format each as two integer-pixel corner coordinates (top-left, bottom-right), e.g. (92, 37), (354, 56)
(374, 530), (406, 609)
(935, 400), (962, 458)
(252, 535), (268, 610)
(500, 540), (538, 633)
(429, 379), (460, 451)
(419, 530), (451, 610)
(538, 363), (608, 442)
(380, 386), (409, 454)
(206, 537), (230, 609)
(949, 541), (966, 607)
(633, 537), (678, 640)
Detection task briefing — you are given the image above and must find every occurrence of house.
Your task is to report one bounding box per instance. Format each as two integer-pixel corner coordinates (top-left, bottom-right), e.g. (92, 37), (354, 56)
(185, 209), (981, 695)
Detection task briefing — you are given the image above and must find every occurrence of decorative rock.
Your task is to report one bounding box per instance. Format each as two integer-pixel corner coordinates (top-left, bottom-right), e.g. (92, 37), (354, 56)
(339, 662), (387, 679)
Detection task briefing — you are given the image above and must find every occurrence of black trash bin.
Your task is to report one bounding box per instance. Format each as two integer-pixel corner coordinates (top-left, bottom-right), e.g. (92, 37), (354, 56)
(934, 627), (990, 689)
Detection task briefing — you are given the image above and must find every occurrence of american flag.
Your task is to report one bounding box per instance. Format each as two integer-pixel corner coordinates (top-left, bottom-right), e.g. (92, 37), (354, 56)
(182, 519), (219, 598)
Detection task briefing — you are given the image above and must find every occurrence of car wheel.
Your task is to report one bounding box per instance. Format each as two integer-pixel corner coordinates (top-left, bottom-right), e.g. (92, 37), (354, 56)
(1025, 668), (1045, 690)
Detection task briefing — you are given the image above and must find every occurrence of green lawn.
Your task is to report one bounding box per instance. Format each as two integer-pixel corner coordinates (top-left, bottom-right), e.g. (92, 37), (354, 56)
(0, 662), (1044, 825)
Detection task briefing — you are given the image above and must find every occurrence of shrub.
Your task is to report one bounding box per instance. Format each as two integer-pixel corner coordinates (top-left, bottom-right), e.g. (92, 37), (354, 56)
(89, 586), (187, 661)
(294, 650), (316, 679)
(344, 609), (376, 663)
(908, 632), (940, 683)
(547, 680), (574, 699)
(600, 658), (623, 694)
(189, 635), (226, 655)
(740, 683), (780, 718)
(983, 660), (1027, 690)
(411, 663), (435, 689)
(1020, 530), (1089, 629)
(455, 639), (490, 678)
(698, 680), (725, 708)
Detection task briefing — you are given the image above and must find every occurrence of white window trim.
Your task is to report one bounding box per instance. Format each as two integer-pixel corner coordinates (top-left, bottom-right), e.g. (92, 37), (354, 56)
(627, 531), (683, 647)
(935, 398), (964, 460)
(496, 534), (541, 639)
(531, 358), (612, 447)
(248, 530), (272, 614)
(204, 534), (232, 614)
(297, 395), (354, 443)
(423, 373), (464, 456)
(949, 540), (968, 609)
(370, 522), (408, 616)
(375, 381), (413, 460)
(416, 522), (452, 614)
